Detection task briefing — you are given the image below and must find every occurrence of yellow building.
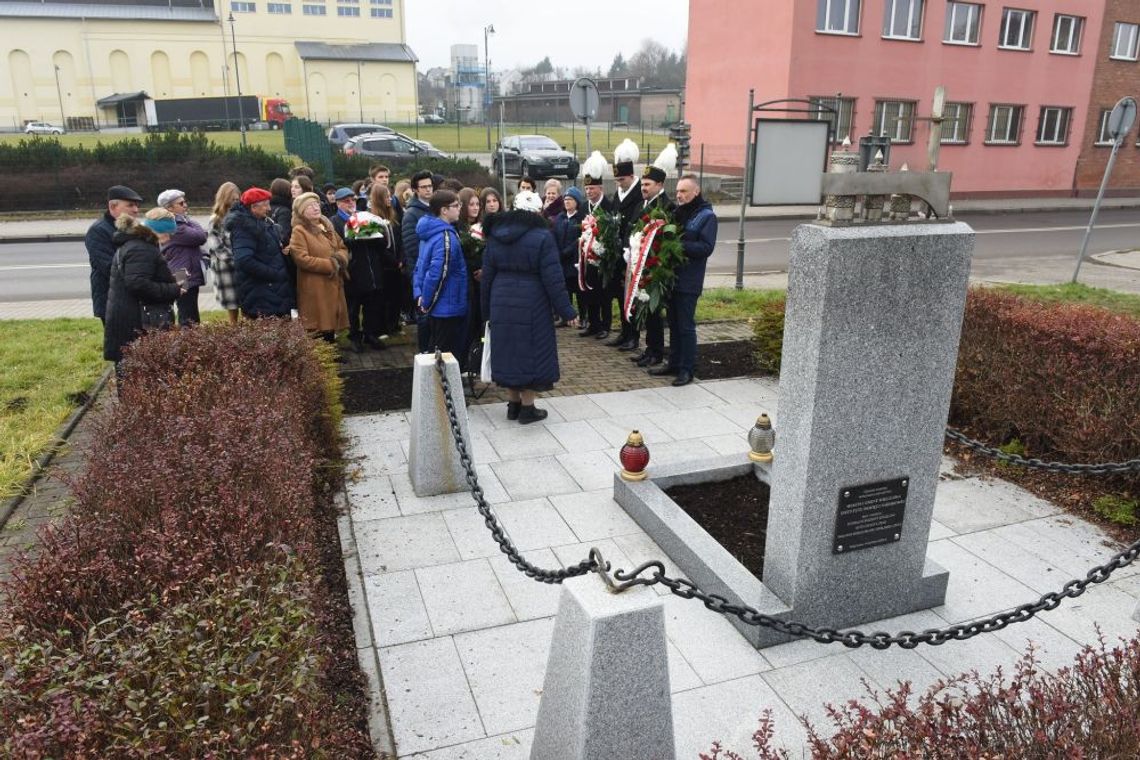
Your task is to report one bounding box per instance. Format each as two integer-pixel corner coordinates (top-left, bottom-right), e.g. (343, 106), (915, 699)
(0, 0), (418, 131)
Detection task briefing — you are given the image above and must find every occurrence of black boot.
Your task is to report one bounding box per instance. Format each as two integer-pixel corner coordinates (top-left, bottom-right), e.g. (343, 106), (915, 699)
(506, 401), (521, 420)
(517, 404), (548, 425)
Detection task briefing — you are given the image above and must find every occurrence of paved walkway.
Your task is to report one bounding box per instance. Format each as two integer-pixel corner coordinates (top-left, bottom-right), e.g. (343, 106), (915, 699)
(341, 378), (1140, 758)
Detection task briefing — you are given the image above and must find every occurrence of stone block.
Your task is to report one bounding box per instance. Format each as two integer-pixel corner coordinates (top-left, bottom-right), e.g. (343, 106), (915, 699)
(363, 570), (433, 647)
(491, 456), (581, 501)
(416, 558), (517, 636)
(355, 512), (459, 575)
(409, 353), (473, 497)
(455, 618), (555, 735)
(549, 489), (643, 542)
(530, 575), (675, 760)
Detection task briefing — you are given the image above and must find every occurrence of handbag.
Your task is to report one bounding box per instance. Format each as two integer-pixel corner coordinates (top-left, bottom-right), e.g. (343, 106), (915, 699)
(480, 322), (493, 384)
(140, 303), (174, 330)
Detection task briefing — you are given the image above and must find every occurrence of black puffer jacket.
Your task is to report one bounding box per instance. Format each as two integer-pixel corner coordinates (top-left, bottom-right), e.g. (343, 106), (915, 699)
(103, 220), (180, 362)
(226, 203), (295, 317)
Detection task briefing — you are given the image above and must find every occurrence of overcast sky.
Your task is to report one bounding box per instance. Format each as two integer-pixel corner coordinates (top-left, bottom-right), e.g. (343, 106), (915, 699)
(405, 0), (690, 72)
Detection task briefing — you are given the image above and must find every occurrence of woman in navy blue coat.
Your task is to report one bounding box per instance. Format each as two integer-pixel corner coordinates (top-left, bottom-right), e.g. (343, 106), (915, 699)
(481, 191), (578, 424)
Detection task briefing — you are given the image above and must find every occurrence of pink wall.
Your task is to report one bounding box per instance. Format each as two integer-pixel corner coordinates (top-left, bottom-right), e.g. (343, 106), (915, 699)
(687, 0), (1106, 194)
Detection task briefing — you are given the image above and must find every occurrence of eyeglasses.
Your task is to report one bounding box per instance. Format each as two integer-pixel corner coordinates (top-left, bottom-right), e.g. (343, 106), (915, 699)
(416, 183), (434, 191)
(445, 202), (461, 209)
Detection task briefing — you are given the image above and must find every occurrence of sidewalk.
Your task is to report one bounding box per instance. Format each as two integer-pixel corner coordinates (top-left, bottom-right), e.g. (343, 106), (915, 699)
(341, 379), (1140, 758)
(3, 196), (1140, 243)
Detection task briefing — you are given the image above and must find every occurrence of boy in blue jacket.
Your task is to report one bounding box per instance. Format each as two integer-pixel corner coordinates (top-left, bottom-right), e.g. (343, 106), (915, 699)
(413, 190), (468, 365)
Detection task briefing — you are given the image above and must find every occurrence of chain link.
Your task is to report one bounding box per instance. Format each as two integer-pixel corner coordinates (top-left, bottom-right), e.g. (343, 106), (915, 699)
(945, 428), (1140, 476)
(434, 355), (1140, 649)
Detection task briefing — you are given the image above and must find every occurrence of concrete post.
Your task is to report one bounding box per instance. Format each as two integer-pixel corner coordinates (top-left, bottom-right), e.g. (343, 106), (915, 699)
(408, 352), (472, 497)
(530, 575), (675, 760)
(763, 222), (974, 630)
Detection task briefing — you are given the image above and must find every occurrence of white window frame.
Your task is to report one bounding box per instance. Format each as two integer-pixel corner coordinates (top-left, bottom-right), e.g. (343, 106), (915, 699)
(809, 96), (856, 143)
(1095, 109), (1115, 145)
(231, 1), (256, 12)
(1050, 14), (1082, 54)
(302, 3), (326, 13)
(337, 5), (359, 14)
(986, 104), (1024, 144)
(999, 8), (1035, 50)
(874, 100), (916, 143)
(944, 2), (982, 45)
(940, 102), (972, 144)
(1035, 106), (1071, 145)
(370, 0), (392, 4)
(883, 0), (924, 40)
(817, 0), (861, 35)
(1111, 22), (1140, 61)
(370, 7), (392, 17)
(267, 2), (291, 13)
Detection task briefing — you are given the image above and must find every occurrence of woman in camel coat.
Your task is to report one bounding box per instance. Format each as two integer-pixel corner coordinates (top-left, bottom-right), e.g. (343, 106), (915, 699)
(289, 192), (349, 340)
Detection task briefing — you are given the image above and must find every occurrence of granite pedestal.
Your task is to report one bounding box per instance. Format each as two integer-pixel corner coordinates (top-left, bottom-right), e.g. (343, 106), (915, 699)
(530, 574), (675, 760)
(408, 352), (473, 497)
(763, 222), (974, 628)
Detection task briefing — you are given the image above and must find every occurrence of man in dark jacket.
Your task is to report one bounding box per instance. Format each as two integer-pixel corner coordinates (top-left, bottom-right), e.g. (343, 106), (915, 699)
(86, 185), (142, 323)
(631, 165), (673, 368)
(605, 159), (644, 351)
(401, 170), (435, 351)
(226, 187), (295, 319)
(648, 175), (717, 387)
(333, 187), (385, 352)
(412, 190), (467, 364)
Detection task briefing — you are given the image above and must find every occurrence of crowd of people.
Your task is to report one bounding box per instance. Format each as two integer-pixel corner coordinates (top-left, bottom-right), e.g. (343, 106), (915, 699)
(85, 139), (718, 414)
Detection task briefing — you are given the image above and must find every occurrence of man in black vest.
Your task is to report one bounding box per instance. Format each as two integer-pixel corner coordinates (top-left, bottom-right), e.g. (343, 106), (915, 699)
(631, 164), (672, 367)
(605, 143), (644, 352)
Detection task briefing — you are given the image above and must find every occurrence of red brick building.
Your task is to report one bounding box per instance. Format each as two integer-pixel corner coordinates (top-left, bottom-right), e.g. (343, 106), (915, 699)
(1074, 0), (1140, 194)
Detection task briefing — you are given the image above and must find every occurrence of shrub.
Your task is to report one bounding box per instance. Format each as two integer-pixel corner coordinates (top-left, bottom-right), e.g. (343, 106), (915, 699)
(951, 288), (1140, 469)
(703, 635), (1140, 758)
(0, 132), (292, 211)
(332, 153), (496, 188)
(751, 297), (785, 375)
(0, 556), (368, 758)
(1093, 494), (1139, 526)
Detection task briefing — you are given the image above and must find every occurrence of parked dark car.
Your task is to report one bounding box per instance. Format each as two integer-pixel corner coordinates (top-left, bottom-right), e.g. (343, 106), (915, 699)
(342, 132), (451, 163)
(492, 135), (579, 180)
(327, 122), (394, 147)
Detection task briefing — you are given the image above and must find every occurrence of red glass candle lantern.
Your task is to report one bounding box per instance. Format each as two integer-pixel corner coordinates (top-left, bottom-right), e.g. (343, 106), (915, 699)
(619, 430), (650, 481)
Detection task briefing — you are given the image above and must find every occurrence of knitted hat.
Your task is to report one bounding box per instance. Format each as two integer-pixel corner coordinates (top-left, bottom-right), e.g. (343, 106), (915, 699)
(142, 216), (177, 234)
(563, 186), (585, 208)
(513, 190), (542, 213)
(241, 187), (272, 206)
(157, 189), (185, 208)
(292, 191), (321, 217)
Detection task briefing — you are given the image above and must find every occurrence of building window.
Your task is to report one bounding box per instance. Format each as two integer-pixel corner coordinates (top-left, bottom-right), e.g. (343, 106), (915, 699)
(370, 0), (392, 4)
(1035, 106), (1072, 145)
(1111, 22), (1140, 60)
(232, 1), (256, 11)
(337, 5), (360, 15)
(940, 102), (972, 143)
(267, 2), (291, 13)
(944, 2), (981, 44)
(817, 0), (861, 35)
(303, 3), (326, 14)
(1049, 14), (1082, 54)
(985, 104), (1024, 144)
(883, 0), (924, 40)
(999, 8), (1035, 50)
(370, 7), (392, 17)
(809, 96), (856, 143)
(873, 100), (916, 142)
(1095, 109), (1115, 144)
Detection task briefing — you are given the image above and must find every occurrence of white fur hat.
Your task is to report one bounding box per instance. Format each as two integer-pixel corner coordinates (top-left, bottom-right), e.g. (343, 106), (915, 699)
(513, 189), (543, 213)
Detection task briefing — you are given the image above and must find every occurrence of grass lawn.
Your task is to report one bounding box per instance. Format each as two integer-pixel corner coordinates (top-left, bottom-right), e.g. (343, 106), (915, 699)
(994, 282), (1140, 319)
(0, 318), (105, 499)
(696, 287), (785, 322)
(0, 123), (667, 160)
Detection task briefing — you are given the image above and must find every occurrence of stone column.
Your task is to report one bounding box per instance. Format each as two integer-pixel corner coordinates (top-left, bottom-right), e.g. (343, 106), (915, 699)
(530, 575), (674, 760)
(763, 222), (974, 629)
(408, 352), (472, 497)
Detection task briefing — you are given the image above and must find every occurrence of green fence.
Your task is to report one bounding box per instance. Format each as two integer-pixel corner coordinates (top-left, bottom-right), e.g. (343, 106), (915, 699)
(284, 118), (334, 183)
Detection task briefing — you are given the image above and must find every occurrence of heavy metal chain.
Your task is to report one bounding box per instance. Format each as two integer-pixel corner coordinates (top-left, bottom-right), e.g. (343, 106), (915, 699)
(434, 354), (1140, 649)
(945, 428), (1140, 476)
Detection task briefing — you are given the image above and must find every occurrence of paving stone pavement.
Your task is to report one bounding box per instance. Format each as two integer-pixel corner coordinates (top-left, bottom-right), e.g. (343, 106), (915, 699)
(342, 378), (1140, 758)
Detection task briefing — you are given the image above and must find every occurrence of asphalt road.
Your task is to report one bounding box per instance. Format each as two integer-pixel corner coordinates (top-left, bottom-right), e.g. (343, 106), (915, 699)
(0, 209), (1137, 303)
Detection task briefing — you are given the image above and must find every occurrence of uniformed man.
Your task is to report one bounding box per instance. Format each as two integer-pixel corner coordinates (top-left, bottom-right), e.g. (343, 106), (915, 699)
(604, 139), (644, 352)
(631, 144), (676, 369)
(579, 151), (616, 339)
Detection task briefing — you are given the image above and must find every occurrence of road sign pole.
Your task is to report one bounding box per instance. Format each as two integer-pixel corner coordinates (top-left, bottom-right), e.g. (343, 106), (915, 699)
(735, 88), (754, 291)
(1072, 138), (1120, 283)
(585, 118), (591, 165)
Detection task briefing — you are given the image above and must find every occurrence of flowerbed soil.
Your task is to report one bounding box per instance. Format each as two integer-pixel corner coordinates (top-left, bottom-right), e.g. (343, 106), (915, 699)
(664, 474), (771, 580)
(341, 366), (414, 414)
(696, 339), (763, 381)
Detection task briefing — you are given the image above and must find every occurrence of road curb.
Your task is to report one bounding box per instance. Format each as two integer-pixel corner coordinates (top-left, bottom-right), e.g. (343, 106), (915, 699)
(1090, 249), (1140, 271)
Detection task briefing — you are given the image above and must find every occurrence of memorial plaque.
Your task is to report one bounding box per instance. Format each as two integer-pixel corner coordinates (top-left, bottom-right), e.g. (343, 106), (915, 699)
(832, 478), (908, 554)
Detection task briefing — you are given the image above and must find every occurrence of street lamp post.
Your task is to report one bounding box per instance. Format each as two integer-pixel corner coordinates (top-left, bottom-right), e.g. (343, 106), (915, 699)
(227, 12), (247, 148)
(53, 65), (66, 126)
(484, 24), (494, 150)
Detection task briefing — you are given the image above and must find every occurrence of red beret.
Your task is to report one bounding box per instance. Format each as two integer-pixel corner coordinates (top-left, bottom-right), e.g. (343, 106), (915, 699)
(241, 187), (272, 205)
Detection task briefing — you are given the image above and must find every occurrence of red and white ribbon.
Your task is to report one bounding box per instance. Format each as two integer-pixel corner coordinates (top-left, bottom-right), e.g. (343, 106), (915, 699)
(577, 214), (598, 291)
(623, 218), (665, 319)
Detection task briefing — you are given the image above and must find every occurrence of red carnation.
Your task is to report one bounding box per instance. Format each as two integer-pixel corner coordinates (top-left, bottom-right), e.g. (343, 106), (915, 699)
(640, 214), (651, 223)
(651, 237), (662, 252)
(646, 256), (661, 268)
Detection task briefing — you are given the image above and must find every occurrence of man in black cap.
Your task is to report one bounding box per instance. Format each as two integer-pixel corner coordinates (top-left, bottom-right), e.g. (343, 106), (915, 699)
(605, 140), (644, 351)
(631, 162), (673, 368)
(86, 185), (142, 323)
(579, 152), (615, 338)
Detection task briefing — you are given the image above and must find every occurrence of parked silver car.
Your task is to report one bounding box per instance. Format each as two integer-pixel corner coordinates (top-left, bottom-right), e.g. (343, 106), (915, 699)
(24, 121), (65, 135)
(342, 132), (451, 163)
(327, 122), (394, 147)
